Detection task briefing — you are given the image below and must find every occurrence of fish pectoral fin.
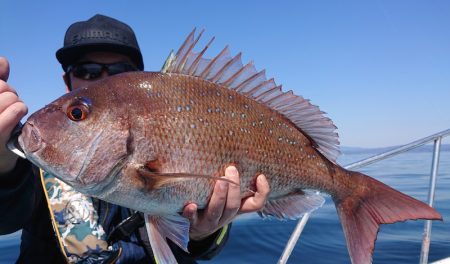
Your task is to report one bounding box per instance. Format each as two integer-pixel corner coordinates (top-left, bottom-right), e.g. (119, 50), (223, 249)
(137, 166), (239, 189)
(258, 190), (325, 220)
(144, 214), (190, 264)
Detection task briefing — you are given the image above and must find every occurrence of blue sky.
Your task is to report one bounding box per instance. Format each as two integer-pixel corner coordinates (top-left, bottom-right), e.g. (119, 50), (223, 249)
(1, 1), (449, 147)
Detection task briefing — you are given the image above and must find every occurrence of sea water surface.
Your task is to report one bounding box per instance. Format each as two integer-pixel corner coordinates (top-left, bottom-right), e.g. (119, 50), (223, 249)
(1, 147), (449, 263)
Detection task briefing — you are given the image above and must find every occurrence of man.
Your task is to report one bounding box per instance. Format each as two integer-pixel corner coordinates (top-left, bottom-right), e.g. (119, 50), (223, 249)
(0, 14), (269, 263)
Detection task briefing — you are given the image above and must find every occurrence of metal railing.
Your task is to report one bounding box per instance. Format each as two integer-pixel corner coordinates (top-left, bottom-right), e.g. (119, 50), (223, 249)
(278, 128), (450, 264)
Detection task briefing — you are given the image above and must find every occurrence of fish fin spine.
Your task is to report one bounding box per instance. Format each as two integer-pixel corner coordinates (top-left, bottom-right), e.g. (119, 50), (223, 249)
(334, 171), (442, 264)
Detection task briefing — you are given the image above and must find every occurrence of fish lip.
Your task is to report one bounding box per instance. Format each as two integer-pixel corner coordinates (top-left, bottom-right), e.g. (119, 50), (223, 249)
(6, 123), (26, 159)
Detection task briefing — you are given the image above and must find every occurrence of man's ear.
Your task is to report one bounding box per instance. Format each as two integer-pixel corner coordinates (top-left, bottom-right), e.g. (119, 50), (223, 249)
(63, 72), (71, 92)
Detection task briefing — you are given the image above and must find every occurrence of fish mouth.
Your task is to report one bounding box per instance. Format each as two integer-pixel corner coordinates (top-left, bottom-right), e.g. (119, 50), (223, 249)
(16, 121), (43, 155)
(6, 123), (26, 159)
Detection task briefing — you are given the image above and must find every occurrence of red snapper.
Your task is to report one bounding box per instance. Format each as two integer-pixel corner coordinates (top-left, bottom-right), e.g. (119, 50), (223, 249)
(15, 30), (441, 264)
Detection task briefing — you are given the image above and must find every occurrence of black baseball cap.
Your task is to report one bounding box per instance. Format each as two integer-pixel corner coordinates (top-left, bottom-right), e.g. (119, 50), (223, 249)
(56, 14), (144, 71)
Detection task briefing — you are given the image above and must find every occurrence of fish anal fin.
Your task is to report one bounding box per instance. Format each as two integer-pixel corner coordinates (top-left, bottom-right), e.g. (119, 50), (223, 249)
(335, 171), (442, 264)
(144, 214), (190, 264)
(259, 190), (325, 220)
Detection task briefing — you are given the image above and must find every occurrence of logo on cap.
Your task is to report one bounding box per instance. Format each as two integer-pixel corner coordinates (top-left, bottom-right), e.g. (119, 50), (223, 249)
(71, 30), (130, 45)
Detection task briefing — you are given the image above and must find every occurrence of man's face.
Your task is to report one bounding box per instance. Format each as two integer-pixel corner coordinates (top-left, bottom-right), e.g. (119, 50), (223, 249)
(65, 52), (138, 91)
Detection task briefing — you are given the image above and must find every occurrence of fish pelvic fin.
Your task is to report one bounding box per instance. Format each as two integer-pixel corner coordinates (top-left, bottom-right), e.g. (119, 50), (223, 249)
(259, 190), (325, 220)
(144, 214), (191, 264)
(164, 29), (340, 163)
(334, 171), (442, 264)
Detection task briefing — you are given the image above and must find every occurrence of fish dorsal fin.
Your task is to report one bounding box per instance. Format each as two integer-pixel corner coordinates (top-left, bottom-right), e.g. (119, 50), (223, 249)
(165, 29), (340, 162)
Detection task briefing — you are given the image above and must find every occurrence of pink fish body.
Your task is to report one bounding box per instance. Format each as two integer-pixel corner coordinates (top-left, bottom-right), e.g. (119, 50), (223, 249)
(17, 30), (441, 264)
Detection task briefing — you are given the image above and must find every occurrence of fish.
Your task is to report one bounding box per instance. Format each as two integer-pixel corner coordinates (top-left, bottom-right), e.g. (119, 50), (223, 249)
(13, 29), (441, 264)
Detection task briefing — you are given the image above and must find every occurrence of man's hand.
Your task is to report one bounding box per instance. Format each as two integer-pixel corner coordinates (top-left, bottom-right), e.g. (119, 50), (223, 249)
(0, 57), (28, 174)
(182, 166), (270, 241)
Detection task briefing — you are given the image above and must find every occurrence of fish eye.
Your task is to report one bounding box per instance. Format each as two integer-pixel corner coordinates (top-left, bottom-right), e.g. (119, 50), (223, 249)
(66, 98), (91, 121)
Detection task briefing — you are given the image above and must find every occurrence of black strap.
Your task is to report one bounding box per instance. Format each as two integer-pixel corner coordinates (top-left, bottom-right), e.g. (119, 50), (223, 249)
(77, 247), (122, 264)
(107, 211), (145, 243)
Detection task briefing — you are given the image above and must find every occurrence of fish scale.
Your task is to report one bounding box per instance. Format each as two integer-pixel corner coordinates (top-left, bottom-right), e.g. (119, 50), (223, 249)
(124, 73), (337, 199)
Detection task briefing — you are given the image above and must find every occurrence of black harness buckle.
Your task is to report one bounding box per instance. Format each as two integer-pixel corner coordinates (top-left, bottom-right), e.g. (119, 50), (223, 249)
(107, 212), (145, 243)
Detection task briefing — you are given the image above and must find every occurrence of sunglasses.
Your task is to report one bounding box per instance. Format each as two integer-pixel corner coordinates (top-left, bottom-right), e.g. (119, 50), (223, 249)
(67, 62), (138, 80)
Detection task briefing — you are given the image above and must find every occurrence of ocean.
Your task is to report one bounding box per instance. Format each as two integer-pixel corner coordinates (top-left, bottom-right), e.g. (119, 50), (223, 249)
(1, 148), (449, 264)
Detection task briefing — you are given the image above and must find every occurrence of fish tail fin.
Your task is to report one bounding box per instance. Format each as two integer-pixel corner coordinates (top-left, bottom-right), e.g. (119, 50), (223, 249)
(334, 171), (442, 264)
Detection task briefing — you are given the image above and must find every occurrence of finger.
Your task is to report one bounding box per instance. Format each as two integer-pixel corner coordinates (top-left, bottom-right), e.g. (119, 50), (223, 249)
(0, 80), (18, 95)
(182, 203), (198, 225)
(239, 174), (270, 213)
(202, 176), (229, 225)
(0, 57), (10, 82)
(0, 91), (22, 114)
(0, 102), (28, 141)
(219, 166), (241, 224)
